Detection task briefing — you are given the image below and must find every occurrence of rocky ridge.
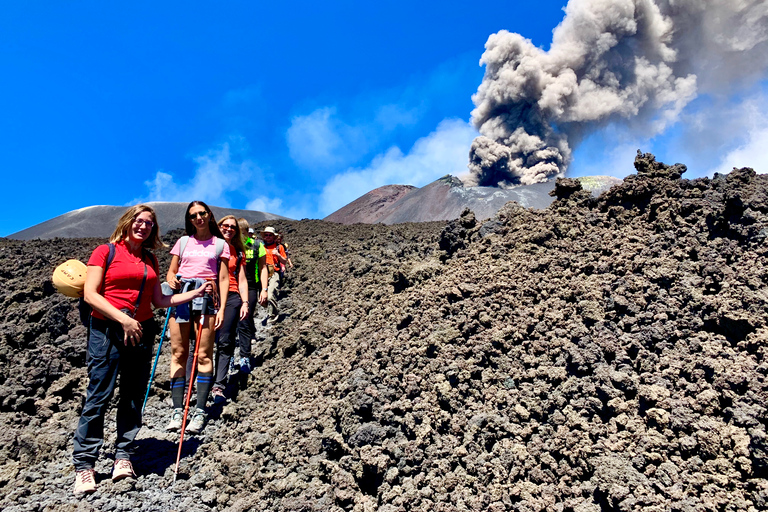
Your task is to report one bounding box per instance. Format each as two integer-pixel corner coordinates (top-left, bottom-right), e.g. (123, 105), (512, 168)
(0, 152), (767, 511)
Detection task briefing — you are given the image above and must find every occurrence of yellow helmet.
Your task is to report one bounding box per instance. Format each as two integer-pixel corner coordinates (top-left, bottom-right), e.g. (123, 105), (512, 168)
(52, 259), (87, 298)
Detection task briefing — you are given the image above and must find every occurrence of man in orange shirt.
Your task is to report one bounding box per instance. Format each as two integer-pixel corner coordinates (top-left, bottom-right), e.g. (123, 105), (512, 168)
(260, 227), (288, 322)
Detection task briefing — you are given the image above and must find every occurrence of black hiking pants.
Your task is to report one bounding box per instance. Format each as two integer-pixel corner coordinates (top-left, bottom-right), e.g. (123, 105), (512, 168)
(73, 317), (153, 470)
(214, 292), (243, 388)
(236, 288), (259, 359)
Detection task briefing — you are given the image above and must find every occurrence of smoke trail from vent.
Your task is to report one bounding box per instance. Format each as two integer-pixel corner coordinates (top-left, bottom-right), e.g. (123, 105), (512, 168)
(466, 0), (768, 187)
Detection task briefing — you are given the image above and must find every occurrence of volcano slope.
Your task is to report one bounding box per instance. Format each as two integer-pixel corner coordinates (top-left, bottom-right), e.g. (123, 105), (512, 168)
(1, 153), (768, 511)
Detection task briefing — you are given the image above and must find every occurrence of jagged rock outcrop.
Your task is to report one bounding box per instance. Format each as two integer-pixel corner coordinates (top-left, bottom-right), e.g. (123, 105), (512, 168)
(1, 153), (767, 511)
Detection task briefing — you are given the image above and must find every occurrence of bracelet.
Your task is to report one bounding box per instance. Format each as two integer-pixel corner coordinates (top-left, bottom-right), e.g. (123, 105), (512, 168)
(242, 301), (249, 305)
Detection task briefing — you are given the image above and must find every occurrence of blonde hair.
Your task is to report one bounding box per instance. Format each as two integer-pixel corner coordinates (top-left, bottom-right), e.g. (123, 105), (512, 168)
(237, 217), (250, 236)
(218, 215), (245, 254)
(109, 204), (166, 250)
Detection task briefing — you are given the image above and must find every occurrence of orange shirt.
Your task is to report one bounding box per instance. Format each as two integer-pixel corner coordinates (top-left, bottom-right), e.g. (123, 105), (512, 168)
(226, 243), (244, 294)
(264, 243), (286, 270)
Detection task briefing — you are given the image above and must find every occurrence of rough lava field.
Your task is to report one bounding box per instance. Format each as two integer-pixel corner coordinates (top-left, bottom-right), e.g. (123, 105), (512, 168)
(1, 153), (767, 511)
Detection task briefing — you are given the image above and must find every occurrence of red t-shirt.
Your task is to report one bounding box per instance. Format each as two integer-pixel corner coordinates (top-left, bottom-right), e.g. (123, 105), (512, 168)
(87, 241), (159, 322)
(226, 243), (244, 294)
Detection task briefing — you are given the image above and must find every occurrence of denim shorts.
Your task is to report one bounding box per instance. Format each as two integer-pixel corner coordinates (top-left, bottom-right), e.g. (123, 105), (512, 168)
(174, 278), (217, 323)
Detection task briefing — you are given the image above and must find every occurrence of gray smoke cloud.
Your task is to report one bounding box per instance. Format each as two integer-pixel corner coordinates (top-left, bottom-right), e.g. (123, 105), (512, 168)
(467, 0), (768, 187)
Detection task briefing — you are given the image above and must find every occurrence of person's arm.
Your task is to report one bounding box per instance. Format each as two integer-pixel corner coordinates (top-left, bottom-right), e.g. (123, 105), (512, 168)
(84, 265), (142, 346)
(258, 254), (268, 306)
(273, 247), (288, 266)
(166, 255), (181, 290)
(151, 279), (210, 308)
(237, 263), (249, 320)
(215, 258), (229, 330)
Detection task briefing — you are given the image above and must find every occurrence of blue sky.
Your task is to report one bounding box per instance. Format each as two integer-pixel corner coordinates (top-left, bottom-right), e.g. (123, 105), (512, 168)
(3, 1), (767, 236)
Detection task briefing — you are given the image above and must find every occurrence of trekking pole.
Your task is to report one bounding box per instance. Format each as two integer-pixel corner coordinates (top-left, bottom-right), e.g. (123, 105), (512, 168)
(173, 291), (207, 483)
(142, 278), (178, 415)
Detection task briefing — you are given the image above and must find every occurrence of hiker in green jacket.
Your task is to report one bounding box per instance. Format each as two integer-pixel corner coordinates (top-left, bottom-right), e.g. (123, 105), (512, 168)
(236, 218), (268, 373)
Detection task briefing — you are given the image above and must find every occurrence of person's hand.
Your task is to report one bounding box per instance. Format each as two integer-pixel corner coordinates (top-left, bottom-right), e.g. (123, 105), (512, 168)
(192, 281), (212, 298)
(214, 309), (224, 330)
(121, 316), (143, 346)
(167, 274), (181, 291)
(259, 290), (268, 306)
(239, 302), (249, 321)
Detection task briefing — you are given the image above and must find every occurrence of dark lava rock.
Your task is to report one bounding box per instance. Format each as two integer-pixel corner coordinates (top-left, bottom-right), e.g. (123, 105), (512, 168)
(2, 155), (768, 511)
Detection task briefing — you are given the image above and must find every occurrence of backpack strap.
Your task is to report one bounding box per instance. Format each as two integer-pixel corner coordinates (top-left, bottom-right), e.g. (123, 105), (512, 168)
(99, 243), (117, 294)
(178, 235), (190, 259)
(215, 237), (225, 259)
(132, 260), (149, 316)
(81, 242), (116, 328)
(143, 249), (159, 273)
(214, 237), (226, 280)
(235, 251), (244, 279)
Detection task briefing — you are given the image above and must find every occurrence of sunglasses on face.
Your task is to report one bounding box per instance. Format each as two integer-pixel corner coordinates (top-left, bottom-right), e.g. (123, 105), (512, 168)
(189, 211), (209, 219)
(220, 223), (237, 231)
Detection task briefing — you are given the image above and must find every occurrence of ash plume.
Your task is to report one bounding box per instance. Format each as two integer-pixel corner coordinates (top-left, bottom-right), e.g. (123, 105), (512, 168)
(467, 0), (768, 187)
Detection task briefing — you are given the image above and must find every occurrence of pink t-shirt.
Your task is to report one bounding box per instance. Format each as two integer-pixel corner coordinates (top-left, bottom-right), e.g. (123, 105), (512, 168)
(170, 236), (230, 279)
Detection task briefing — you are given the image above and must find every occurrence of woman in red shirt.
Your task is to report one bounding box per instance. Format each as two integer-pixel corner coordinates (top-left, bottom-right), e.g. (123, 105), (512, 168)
(211, 215), (249, 401)
(72, 204), (209, 495)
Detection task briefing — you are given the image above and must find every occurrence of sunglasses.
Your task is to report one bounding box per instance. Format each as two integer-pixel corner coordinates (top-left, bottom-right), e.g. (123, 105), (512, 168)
(220, 223), (237, 231)
(189, 211), (209, 219)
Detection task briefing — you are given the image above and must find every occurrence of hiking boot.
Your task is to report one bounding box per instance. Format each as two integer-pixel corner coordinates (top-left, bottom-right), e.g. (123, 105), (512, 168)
(74, 468), (96, 495)
(212, 386), (226, 404)
(239, 356), (251, 374)
(165, 408), (183, 431)
(111, 459), (135, 481)
(186, 408), (207, 435)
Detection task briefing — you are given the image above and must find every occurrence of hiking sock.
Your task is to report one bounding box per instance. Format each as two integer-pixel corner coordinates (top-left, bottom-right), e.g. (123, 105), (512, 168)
(196, 372), (214, 408)
(170, 377), (186, 409)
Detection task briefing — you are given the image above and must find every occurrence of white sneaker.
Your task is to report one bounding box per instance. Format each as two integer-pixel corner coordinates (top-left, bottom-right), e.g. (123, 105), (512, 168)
(186, 408), (207, 435)
(165, 408), (183, 431)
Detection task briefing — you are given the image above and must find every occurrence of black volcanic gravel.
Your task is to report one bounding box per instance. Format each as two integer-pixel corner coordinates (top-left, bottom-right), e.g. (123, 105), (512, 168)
(1, 152), (767, 511)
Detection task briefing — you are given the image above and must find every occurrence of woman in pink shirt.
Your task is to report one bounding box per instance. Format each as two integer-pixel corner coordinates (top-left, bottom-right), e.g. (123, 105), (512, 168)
(165, 201), (230, 435)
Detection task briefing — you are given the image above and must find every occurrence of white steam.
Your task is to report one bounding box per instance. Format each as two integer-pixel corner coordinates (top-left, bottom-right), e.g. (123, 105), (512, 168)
(467, 0), (768, 187)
